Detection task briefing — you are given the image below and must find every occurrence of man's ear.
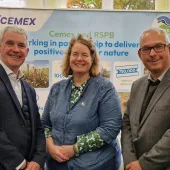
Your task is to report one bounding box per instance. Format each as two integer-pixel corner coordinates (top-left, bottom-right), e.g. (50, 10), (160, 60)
(167, 44), (170, 54)
(26, 47), (29, 57)
(138, 50), (142, 60)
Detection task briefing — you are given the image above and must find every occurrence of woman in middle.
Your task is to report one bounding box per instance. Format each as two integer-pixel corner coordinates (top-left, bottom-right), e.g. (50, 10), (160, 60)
(41, 34), (122, 170)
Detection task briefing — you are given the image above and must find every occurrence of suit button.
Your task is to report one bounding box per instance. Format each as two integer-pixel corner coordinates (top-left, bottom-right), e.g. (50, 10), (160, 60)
(4, 162), (9, 167)
(21, 124), (25, 127)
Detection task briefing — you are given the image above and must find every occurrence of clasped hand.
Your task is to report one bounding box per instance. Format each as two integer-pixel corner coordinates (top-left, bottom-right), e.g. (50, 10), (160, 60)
(49, 145), (75, 163)
(20, 161), (40, 170)
(126, 161), (142, 170)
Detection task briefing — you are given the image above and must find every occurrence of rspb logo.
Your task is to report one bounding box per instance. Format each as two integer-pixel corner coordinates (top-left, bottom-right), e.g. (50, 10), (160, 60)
(115, 64), (139, 78)
(152, 16), (170, 34)
(157, 16), (170, 26)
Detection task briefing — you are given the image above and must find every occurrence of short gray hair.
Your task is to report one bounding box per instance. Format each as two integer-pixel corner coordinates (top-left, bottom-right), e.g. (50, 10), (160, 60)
(0, 26), (28, 44)
(139, 28), (169, 46)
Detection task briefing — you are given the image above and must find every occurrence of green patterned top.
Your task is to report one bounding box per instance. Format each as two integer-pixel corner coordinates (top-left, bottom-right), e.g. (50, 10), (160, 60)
(44, 78), (104, 154)
(70, 79), (86, 108)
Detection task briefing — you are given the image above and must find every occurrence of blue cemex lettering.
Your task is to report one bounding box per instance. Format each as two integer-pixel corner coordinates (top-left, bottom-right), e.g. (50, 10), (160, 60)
(0, 15), (36, 25)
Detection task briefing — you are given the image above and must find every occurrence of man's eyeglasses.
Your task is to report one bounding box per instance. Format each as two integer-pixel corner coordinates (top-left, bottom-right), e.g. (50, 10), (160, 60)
(139, 43), (169, 55)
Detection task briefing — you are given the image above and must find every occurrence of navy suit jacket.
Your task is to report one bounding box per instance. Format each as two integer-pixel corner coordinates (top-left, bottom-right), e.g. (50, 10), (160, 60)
(0, 64), (46, 170)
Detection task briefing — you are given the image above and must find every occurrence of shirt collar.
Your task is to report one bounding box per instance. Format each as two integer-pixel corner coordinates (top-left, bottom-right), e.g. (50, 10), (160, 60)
(71, 79), (87, 90)
(0, 60), (24, 80)
(148, 67), (169, 82)
(71, 76), (90, 89)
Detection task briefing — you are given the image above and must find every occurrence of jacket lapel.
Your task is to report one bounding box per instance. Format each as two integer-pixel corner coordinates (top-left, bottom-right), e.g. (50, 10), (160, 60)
(139, 68), (170, 129)
(133, 77), (149, 128)
(0, 65), (25, 122)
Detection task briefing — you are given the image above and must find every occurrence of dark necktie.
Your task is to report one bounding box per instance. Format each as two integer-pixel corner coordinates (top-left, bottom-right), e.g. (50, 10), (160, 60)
(140, 79), (160, 122)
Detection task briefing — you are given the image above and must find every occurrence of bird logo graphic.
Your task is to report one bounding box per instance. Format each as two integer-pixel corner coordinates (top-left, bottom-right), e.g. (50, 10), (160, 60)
(157, 16), (170, 26)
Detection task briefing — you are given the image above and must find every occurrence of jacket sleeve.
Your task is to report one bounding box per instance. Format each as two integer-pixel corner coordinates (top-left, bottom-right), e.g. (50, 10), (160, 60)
(121, 82), (138, 167)
(96, 81), (122, 144)
(0, 128), (25, 170)
(30, 89), (46, 168)
(121, 100), (138, 167)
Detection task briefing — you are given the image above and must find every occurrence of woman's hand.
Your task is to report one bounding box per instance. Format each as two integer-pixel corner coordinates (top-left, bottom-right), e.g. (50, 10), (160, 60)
(46, 137), (69, 163)
(49, 145), (70, 163)
(60, 145), (75, 159)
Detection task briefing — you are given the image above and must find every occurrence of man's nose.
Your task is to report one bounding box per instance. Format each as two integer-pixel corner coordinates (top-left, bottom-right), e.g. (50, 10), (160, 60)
(150, 48), (157, 56)
(12, 45), (20, 52)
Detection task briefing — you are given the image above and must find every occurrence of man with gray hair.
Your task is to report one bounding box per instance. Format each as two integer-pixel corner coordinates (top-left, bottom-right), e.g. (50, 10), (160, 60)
(0, 26), (45, 170)
(121, 28), (170, 170)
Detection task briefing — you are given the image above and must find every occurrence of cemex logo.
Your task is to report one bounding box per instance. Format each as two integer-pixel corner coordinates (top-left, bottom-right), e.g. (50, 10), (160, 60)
(0, 15), (36, 25)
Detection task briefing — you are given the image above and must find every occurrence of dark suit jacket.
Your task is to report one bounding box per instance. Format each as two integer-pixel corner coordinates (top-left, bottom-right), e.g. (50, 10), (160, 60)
(0, 65), (46, 170)
(121, 68), (170, 170)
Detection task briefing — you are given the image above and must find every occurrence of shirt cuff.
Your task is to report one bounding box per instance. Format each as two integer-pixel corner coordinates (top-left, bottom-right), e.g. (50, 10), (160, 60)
(44, 128), (52, 138)
(77, 130), (104, 154)
(16, 159), (26, 170)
